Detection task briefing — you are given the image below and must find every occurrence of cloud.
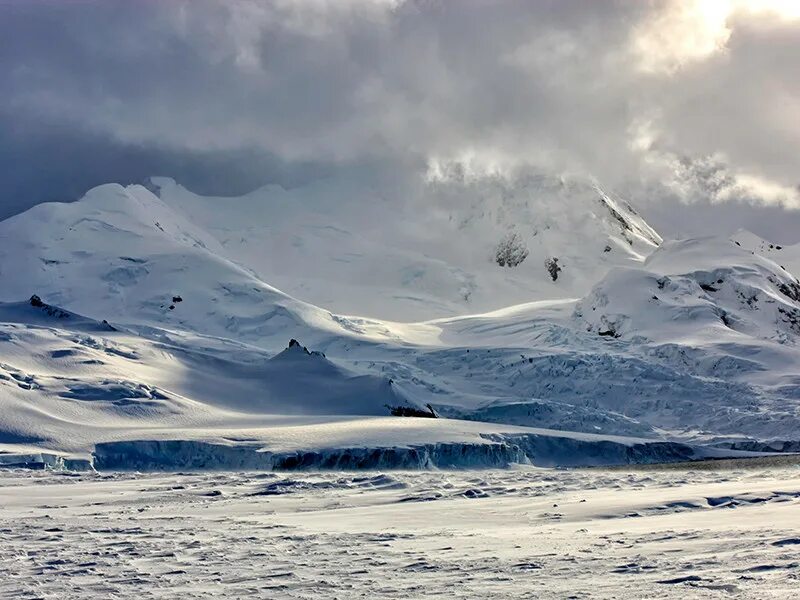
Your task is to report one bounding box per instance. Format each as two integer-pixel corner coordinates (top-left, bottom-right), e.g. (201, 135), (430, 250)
(631, 0), (800, 76)
(0, 0), (798, 236)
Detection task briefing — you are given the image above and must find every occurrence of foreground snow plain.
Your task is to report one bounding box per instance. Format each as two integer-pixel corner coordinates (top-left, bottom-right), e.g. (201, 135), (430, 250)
(1, 462), (799, 599)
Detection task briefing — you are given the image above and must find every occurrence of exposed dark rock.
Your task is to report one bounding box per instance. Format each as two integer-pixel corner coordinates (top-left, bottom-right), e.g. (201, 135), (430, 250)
(387, 403), (438, 418)
(544, 257), (561, 282)
(737, 291), (758, 308)
(287, 339), (326, 358)
(599, 197), (632, 234)
(772, 277), (800, 303)
(778, 307), (800, 334)
(29, 295), (70, 318)
(288, 338), (307, 352)
(495, 232), (529, 267)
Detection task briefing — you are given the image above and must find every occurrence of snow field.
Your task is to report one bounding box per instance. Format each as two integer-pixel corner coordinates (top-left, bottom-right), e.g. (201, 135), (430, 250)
(1, 465), (798, 598)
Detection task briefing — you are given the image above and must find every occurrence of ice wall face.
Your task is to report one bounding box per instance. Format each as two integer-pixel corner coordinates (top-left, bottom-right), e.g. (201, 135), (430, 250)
(90, 433), (703, 472)
(91, 439), (528, 471)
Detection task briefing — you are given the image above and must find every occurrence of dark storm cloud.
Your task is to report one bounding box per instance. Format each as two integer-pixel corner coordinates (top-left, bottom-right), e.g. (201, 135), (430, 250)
(0, 0), (798, 237)
(0, 0), (640, 165)
(0, 110), (336, 220)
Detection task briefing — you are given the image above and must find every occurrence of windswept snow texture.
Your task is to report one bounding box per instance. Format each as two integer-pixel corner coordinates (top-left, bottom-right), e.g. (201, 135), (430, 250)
(1, 465), (799, 599)
(2, 180), (800, 465)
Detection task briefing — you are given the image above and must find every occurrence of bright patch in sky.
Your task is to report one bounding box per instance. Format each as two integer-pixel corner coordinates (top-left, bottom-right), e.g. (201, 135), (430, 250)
(634, 0), (800, 74)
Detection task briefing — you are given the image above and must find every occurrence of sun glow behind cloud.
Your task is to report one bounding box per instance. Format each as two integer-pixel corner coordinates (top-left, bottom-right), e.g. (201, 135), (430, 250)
(633, 0), (800, 74)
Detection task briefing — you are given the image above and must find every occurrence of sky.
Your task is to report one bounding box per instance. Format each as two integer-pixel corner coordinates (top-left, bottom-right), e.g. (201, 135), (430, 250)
(1, 0), (799, 241)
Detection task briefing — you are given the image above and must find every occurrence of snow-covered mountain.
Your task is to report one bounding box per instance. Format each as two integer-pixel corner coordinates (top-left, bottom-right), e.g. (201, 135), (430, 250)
(146, 174), (660, 321)
(0, 174), (659, 326)
(731, 229), (800, 278)
(1, 179), (799, 468)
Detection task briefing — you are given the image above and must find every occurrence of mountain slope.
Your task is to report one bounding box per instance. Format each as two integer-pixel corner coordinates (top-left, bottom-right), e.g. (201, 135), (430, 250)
(577, 236), (800, 345)
(2, 296), (729, 469)
(147, 174), (660, 320)
(0, 183), (350, 346)
(0, 297), (421, 452)
(731, 229), (800, 279)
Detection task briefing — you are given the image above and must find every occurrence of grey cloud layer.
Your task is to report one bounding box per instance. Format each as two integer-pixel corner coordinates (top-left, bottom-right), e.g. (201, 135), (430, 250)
(1, 0), (798, 236)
